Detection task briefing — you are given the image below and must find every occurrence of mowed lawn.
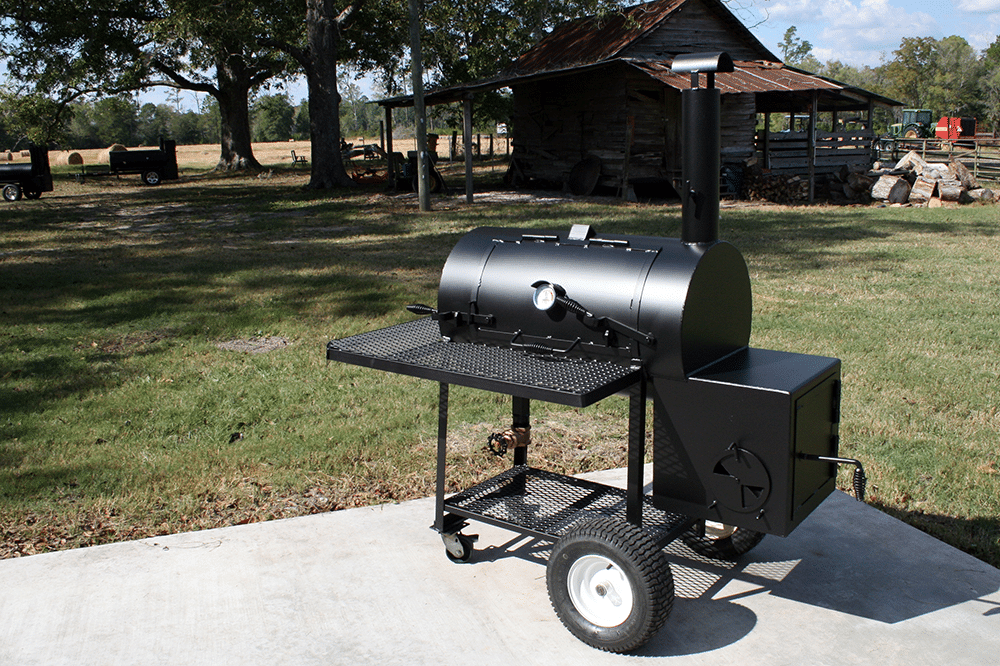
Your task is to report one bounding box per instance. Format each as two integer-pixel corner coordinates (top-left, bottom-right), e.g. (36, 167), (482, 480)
(1, 162), (998, 568)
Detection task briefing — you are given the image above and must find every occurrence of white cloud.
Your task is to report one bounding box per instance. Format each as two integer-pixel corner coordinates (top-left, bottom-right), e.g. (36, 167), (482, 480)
(955, 0), (1000, 12)
(751, 0), (941, 66)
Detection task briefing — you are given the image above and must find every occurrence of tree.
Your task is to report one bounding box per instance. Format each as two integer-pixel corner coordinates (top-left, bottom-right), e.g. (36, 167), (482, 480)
(252, 94), (296, 142)
(778, 26), (821, 72)
(884, 36), (938, 108)
(926, 36), (983, 118)
(0, 1), (292, 169)
(982, 36), (1000, 133)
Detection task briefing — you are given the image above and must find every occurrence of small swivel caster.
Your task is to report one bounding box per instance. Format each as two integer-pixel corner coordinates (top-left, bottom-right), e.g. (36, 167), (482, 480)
(442, 531), (478, 563)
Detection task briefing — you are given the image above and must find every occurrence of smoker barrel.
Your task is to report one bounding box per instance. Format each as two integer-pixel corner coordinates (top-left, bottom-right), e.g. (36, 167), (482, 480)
(436, 225), (751, 380)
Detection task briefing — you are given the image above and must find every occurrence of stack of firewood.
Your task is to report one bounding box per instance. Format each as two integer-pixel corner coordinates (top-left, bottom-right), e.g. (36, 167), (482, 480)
(870, 151), (995, 206)
(743, 165), (810, 204)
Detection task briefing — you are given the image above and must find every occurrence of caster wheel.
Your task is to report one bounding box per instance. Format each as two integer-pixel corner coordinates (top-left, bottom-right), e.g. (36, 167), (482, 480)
(442, 532), (476, 563)
(680, 521), (764, 560)
(547, 517), (673, 653)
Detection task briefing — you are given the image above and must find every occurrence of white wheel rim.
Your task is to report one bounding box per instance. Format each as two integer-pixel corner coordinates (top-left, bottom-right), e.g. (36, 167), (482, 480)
(566, 554), (634, 627)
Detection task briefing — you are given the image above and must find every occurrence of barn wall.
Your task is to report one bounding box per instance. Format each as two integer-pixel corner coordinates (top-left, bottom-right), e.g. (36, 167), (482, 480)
(511, 67), (629, 188)
(624, 0), (769, 62)
(720, 93), (757, 163)
(512, 66), (759, 191)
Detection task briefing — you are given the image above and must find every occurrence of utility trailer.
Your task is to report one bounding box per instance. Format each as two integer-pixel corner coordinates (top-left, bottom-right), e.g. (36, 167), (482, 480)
(77, 138), (178, 186)
(1, 144), (54, 202)
(325, 53), (866, 653)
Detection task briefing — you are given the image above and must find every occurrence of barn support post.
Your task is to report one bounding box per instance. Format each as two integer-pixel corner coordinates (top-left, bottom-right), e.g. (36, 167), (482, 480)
(463, 95), (474, 204)
(762, 112), (771, 169)
(384, 105), (396, 192)
(408, 0), (431, 211)
(808, 91), (818, 203)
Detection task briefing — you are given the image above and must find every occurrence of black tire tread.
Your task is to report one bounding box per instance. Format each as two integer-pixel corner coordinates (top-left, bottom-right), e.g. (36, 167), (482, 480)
(548, 517), (673, 653)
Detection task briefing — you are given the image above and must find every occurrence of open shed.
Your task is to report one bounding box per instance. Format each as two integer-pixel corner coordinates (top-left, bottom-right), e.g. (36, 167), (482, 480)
(380, 0), (900, 200)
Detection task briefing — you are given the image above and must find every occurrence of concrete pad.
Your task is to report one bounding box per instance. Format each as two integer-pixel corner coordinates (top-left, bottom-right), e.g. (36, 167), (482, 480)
(1, 468), (997, 665)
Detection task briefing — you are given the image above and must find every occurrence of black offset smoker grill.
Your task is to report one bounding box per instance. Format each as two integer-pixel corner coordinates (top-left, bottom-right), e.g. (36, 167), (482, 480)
(326, 53), (865, 653)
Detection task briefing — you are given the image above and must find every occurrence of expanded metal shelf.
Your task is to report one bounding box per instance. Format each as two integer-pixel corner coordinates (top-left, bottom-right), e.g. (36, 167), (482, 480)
(326, 318), (642, 407)
(444, 465), (691, 544)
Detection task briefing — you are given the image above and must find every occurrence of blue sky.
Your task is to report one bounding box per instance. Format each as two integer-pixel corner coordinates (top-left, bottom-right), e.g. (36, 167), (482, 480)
(739, 0), (1000, 66)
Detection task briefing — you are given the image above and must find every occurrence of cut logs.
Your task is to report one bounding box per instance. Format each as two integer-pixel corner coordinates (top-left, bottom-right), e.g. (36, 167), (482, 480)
(870, 150), (990, 206)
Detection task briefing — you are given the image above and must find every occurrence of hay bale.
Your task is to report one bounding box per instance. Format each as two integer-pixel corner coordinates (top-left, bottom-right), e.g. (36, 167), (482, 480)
(55, 151), (84, 166)
(98, 144), (127, 163)
(1, 152), (11, 162)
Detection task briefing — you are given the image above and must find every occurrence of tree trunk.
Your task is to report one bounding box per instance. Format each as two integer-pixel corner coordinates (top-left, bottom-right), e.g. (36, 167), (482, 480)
(304, 0), (354, 189)
(215, 54), (261, 171)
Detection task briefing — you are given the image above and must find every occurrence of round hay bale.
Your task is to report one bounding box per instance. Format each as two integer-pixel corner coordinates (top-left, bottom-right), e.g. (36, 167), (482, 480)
(56, 151), (84, 166)
(1, 152), (11, 162)
(98, 144), (127, 163)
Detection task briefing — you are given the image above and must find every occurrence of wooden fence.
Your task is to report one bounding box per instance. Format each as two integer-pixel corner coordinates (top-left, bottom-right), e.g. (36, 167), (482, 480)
(756, 130), (874, 177)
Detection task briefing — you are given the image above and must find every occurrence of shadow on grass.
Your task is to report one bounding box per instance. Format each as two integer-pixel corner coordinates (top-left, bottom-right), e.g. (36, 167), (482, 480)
(872, 501), (1000, 570)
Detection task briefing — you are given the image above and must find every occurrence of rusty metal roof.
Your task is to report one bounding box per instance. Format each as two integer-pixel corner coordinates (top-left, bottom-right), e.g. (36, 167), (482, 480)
(629, 60), (900, 109)
(632, 60), (839, 93)
(508, 0), (777, 76)
(510, 0), (685, 74)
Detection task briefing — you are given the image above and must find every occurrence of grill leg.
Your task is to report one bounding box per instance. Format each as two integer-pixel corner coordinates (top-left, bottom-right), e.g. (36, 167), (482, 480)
(627, 378), (646, 527)
(512, 396), (530, 467)
(434, 382), (450, 533)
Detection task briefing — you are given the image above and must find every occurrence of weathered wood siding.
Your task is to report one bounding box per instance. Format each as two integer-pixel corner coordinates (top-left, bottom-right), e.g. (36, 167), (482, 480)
(511, 65), (629, 187)
(512, 63), (761, 189)
(623, 0), (771, 62)
(720, 93), (757, 163)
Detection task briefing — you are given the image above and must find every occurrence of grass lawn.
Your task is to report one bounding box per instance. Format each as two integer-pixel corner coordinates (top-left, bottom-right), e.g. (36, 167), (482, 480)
(1, 155), (998, 569)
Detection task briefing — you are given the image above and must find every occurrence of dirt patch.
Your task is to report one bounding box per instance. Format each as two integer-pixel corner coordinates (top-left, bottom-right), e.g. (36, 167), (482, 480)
(215, 337), (291, 354)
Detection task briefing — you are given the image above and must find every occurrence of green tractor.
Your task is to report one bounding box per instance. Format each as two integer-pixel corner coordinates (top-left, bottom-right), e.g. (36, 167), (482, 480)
(888, 108), (934, 138)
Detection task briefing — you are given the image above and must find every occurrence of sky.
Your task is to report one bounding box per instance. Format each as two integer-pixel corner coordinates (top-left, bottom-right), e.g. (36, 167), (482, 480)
(57, 0), (1000, 110)
(739, 0), (1000, 66)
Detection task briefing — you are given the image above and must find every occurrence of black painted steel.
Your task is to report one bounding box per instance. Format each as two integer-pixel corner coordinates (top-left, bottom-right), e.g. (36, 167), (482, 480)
(325, 317), (641, 407)
(326, 50), (845, 566)
(435, 227), (752, 380)
(443, 465), (692, 544)
(0, 144), (53, 197)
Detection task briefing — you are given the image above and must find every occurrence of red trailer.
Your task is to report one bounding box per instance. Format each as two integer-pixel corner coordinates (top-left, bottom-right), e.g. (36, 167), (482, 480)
(935, 116), (977, 141)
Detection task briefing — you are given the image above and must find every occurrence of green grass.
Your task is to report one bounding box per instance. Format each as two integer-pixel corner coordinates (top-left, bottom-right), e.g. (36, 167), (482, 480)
(1, 171), (998, 568)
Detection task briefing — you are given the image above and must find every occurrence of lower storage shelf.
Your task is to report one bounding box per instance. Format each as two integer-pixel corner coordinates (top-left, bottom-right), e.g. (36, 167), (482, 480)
(443, 465), (692, 544)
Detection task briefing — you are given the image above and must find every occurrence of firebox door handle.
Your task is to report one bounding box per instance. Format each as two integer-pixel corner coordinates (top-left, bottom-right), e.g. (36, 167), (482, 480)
(799, 454), (868, 502)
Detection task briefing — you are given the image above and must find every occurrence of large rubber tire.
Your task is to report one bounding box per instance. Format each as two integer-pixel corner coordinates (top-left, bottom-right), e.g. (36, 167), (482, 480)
(680, 522), (765, 560)
(3, 183), (22, 202)
(24, 189), (41, 200)
(547, 517), (674, 653)
(142, 170), (161, 186)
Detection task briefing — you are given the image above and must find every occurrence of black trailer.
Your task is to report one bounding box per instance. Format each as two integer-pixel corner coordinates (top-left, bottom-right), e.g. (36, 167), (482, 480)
(77, 138), (178, 186)
(326, 53), (866, 653)
(1, 144), (54, 202)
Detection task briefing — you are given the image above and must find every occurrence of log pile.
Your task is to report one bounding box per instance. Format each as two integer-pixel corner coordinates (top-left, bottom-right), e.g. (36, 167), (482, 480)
(829, 164), (875, 203)
(743, 165), (810, 204)
(870, 151), (995, 206)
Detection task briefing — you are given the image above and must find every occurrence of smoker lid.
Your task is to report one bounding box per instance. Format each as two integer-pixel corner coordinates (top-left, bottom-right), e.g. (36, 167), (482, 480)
(326, 317), (642, 407)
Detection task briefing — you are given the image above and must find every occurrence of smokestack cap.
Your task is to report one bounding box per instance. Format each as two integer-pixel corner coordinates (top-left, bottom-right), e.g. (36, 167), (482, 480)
(671, 52), (734, 74)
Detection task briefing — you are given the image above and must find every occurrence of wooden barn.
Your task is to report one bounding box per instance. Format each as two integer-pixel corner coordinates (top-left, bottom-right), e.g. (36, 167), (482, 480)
(381, 0), (900, 199)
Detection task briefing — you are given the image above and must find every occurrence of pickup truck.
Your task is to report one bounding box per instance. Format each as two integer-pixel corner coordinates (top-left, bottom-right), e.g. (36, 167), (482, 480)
(1, 144), (54, 202)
